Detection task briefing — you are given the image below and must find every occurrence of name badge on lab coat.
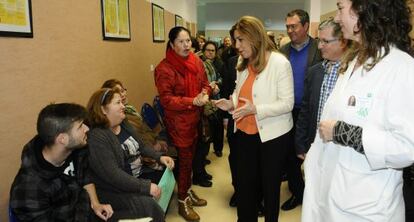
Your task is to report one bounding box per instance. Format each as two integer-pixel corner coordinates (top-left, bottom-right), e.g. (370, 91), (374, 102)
(348, 93), (373, 119)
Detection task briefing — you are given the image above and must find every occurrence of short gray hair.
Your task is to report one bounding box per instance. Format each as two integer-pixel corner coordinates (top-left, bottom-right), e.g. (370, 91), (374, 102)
(318, 18), (343, 39)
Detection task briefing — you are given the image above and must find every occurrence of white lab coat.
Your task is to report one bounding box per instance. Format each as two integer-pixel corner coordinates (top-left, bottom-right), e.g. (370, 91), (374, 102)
(302, 47), (414, 222)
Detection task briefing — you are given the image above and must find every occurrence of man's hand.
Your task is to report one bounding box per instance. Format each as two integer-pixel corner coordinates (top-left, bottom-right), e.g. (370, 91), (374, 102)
(150, 183), (162, 200)
(92, 203), (113, 221)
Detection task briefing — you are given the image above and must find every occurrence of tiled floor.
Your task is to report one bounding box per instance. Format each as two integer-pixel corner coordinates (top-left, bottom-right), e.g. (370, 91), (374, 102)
(165, 141), (302, 222)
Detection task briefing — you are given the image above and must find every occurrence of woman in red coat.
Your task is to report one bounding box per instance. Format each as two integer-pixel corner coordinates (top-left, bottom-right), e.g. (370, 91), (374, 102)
(154, 26), (211, 221)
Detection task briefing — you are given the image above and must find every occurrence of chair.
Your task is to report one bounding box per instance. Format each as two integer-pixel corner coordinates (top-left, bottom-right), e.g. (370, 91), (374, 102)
(152, 96), (165, 127)
(141, 103), (161, 130)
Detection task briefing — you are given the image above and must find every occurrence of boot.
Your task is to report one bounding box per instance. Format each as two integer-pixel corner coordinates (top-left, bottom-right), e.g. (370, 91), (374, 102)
(188, 189), (207, 206)
(178, 197), (200, 222)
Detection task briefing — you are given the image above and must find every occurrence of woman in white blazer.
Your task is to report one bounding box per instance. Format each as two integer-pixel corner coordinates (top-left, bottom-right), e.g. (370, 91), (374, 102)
(215, 16), (294, 222)
(302, 0), (414, 221)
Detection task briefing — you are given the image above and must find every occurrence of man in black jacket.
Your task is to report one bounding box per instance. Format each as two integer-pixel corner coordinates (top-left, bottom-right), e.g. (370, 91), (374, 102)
(10, 103), (113, 221)
(295, 19), (349, 157)
(279, 9), (323, 211)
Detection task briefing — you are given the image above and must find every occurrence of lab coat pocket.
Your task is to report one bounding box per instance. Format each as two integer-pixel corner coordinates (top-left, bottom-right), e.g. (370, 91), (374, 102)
(329, 164), (388, 217)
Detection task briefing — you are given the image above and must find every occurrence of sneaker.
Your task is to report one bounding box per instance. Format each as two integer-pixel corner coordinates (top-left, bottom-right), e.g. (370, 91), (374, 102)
(188, 190), (207, 206)
(178, 197), (200, 222)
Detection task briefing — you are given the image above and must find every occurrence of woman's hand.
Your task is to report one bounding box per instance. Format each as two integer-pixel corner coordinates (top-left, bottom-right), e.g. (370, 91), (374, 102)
(193, 90), (209, 107)
(150, 183), (161, 199)
(210, 81), (220, 95)
(91, 203), (114, 221)
(232, 97), (256, 122)
(213, 98), (234, 111)
(153, 141), (168, 153)
(160, 156), (175, 169)
(319, 120), (337, 142)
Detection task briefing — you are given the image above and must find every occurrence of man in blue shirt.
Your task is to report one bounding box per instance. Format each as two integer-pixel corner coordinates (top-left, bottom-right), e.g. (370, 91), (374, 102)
(279, 9), (322, 211)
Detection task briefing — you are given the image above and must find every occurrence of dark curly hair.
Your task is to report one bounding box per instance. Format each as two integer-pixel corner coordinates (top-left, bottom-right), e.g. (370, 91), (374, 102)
(349, 0), (413, 70)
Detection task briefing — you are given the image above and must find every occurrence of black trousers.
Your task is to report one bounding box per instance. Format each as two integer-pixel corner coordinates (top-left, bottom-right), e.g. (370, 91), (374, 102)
(235, 130), (289, 222)
(227, 118), (237, 190)
(192, 138), (209, 177)
(210, 110), (224, 153)
(404, 170), (414, 222)
(285, 107), (305, 198)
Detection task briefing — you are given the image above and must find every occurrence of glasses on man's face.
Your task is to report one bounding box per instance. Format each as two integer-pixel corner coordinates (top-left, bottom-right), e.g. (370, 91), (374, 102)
(205, 49), (216, 52)
(318, 38), (339, 46)
(286, 23), (301, 31)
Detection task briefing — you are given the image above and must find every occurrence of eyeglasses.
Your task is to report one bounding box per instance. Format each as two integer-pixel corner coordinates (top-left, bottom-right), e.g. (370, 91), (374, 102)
(286, 23), (301, 31)
(205, 49), (216, 52)
(318, 38), (339, 45)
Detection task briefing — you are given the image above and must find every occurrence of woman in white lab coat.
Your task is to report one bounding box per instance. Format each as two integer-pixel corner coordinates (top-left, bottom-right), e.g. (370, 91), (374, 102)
(302, 0), (414, 221)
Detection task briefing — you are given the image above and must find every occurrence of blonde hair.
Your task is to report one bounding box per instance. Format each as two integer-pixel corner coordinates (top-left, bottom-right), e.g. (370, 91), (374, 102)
(234, 16), (276, 73)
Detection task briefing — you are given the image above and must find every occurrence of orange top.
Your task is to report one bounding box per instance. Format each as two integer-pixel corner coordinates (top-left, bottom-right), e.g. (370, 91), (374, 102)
(236, 65), (258, 134)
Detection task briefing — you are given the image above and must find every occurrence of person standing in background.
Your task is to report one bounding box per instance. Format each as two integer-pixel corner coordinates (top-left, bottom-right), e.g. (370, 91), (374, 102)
(279, 9), (322, 211)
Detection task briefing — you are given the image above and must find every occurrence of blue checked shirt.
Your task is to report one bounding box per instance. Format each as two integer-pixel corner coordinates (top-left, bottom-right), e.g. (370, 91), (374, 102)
(317, 60), (340, 123)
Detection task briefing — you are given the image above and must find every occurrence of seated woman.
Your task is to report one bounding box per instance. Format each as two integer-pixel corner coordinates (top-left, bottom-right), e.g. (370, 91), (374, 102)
(101, 79), (172, 155)
(86, 88), (174, 222)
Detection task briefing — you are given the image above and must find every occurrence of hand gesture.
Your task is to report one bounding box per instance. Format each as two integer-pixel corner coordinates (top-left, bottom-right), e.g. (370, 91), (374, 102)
(193, 89), (209, 107)
(210, 81), (220, 95)
(92, 203), (114, 221)
(150, 183), (161, 200)
(160, 156), (175, 170)
(319, 120), (337, 142)
(213, 98), (234, 111)
(232, 97), (256, 122)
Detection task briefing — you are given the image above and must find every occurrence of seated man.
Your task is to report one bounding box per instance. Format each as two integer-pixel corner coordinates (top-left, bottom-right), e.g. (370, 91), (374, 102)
(10, 103), (113, 221)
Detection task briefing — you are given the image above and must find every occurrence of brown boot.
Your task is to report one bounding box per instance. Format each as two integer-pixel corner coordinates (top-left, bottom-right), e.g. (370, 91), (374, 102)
(178, 197), (200, 222)
(188, 189), (207, 206)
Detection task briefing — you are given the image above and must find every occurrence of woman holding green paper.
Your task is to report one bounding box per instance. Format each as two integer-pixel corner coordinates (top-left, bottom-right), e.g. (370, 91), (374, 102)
(86, 88), (174, 222)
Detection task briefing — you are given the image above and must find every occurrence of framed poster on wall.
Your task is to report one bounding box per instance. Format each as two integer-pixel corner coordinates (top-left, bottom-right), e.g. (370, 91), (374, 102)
(101, 0), (131, 40)
(0, 0), (33, 37)
(175, 15), (184, 27)
(152, 3), (165, 42)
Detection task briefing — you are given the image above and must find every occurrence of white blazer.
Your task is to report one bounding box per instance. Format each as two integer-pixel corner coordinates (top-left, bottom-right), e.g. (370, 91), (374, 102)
(231, 51), (294, 142)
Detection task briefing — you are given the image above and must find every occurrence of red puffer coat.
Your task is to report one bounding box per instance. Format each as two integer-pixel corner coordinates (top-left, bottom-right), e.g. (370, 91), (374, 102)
(154, 57), (211, 148)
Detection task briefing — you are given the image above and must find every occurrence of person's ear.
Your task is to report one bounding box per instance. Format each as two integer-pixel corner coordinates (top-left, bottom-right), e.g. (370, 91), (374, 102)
(101, 106), (108, 115)
(55, 133), (69, 146)
(304, 22), (310, 32)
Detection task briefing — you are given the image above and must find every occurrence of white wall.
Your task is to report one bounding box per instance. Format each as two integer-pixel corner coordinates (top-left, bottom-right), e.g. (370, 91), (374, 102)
(321, 0), (337, 15)
(146, 0), (197, 22)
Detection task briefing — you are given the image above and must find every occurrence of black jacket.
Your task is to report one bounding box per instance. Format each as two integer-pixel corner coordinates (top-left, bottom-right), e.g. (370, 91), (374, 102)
(10, 136), (91, 222)
(294, 62), (324, 154)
